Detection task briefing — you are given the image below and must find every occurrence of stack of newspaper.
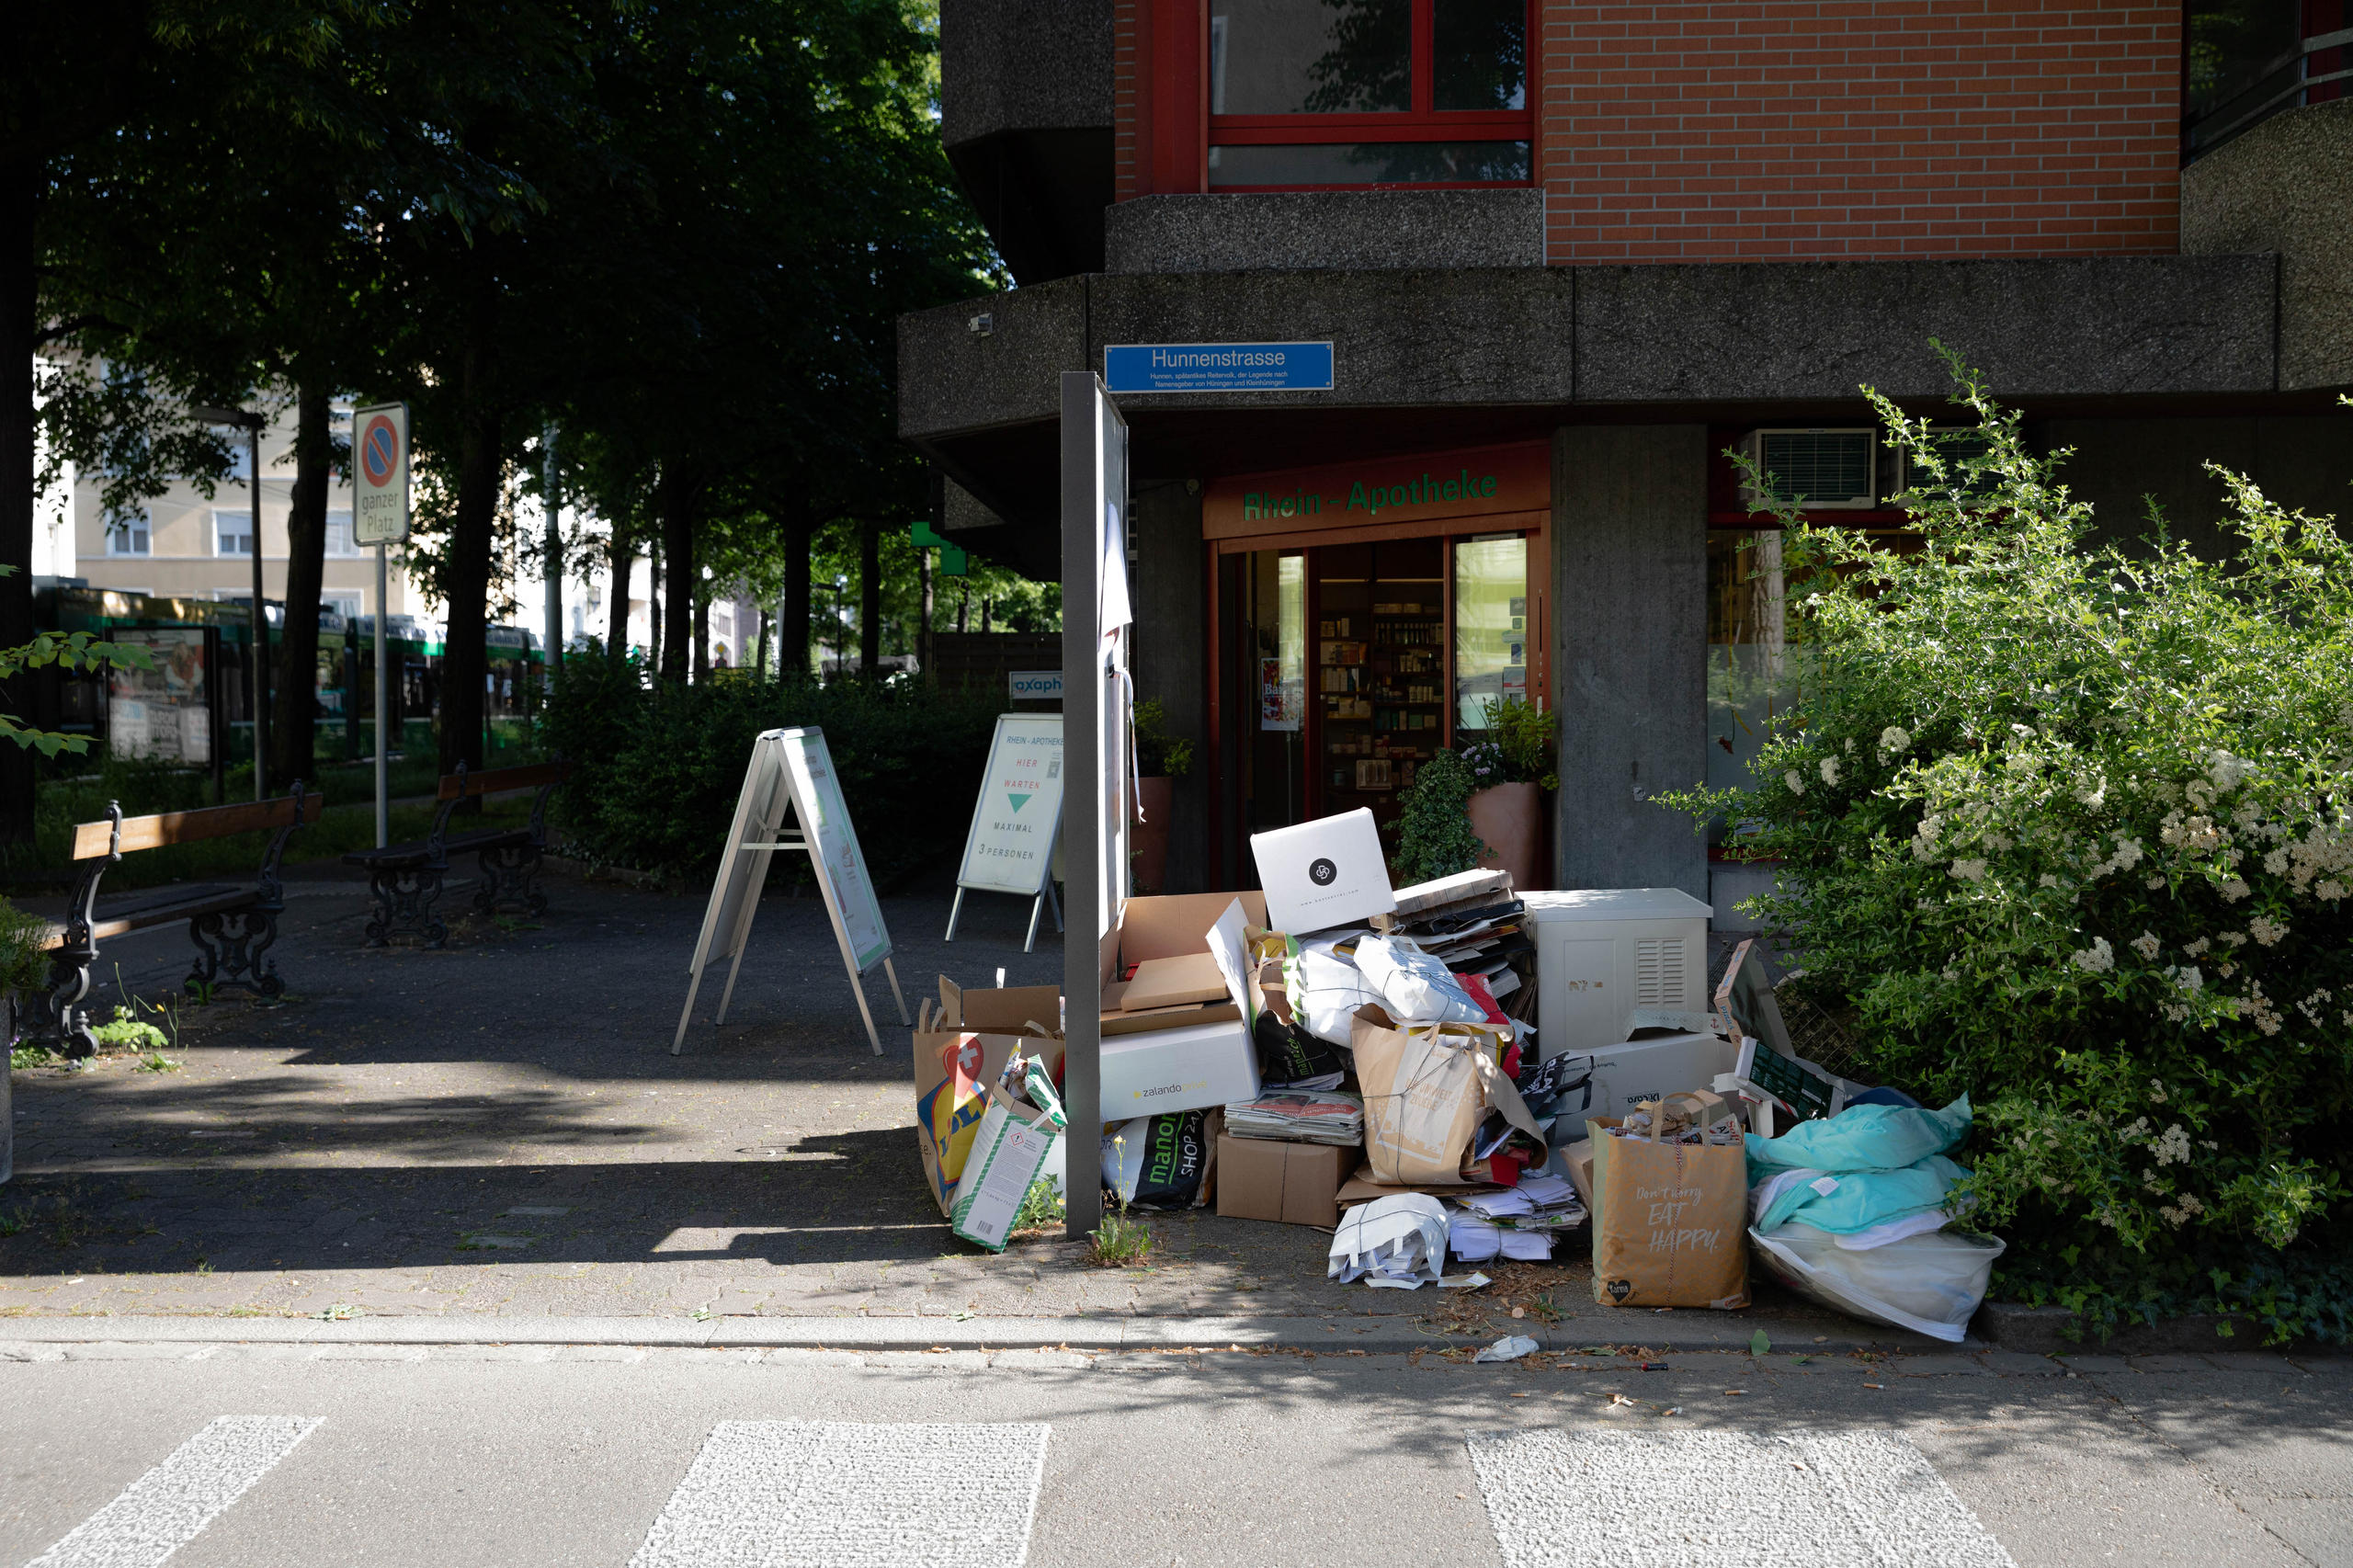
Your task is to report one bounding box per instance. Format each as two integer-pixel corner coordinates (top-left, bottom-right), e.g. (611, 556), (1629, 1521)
(1222, 1087), (1365, 1146)
(1445, 1171), (1586, 1264)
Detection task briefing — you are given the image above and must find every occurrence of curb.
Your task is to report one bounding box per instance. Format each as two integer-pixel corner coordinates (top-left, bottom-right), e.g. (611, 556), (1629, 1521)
(0, 1312), (1968, 1354)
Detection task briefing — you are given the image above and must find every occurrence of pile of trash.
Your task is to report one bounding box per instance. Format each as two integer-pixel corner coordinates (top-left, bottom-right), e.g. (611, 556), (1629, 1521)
(905, 809), (2004, 1341)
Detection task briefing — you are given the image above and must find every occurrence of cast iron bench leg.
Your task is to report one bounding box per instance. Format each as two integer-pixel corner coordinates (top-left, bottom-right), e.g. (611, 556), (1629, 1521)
(30, 948), (99, 1059)
(473, 842), (545, 918)
(363, 864), (449, 949)
(187, 904), (286, 1000)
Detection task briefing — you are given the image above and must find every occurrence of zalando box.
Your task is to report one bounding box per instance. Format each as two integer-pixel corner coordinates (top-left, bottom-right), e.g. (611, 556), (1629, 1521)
(1097, 892), (1268, 1116)
(1581, 1030), (1739, 1123)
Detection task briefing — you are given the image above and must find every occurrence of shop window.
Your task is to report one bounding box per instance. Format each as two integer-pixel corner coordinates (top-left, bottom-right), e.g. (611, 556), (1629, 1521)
(1207, 0), (1532, 189)
(1452, 535), (1526, 731)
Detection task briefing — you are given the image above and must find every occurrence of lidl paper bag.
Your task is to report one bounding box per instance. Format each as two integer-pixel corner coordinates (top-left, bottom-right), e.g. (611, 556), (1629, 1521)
(1588, 1124), (1749, 1309)
(1352, 1011), (1546, 1186)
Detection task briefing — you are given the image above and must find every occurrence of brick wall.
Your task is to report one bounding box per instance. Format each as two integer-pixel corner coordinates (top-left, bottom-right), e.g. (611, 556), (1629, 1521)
(1539, 3), (2183, 263)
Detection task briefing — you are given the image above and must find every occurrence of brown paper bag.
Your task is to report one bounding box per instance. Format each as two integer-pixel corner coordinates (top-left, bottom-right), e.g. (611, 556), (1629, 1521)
(1351, 1009), (1546, 1186)
(1588, 1119), (1749, 1309)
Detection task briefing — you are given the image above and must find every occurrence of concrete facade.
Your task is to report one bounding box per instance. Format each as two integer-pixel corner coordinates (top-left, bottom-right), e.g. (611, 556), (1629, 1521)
(1551, 426), (1710, 901)
(1105, 190), (1546, 275)
(2182, 99), (2353, 393)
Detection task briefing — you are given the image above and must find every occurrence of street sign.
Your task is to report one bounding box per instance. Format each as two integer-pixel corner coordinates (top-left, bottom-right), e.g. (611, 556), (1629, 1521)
(946, 713), (1066, 951)
(909, 519), (969, 576)
(352, 403), (411, 545)
(1103, 342), (1334, 394)
(1007, 669), (1063, 701)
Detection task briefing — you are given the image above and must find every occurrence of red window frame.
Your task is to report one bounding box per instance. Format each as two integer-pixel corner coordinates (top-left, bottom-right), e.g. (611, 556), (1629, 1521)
(1205, 0), (1536, 191)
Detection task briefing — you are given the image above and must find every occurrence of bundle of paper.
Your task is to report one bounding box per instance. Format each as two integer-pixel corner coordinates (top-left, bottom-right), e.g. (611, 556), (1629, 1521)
(1222, 1087), (1365, 1146)
(1456, 1171), (1586, 1233)
(1448, 1210), (1554, 1263)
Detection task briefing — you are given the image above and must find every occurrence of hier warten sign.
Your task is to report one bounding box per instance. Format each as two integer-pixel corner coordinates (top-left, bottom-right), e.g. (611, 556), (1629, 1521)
(1103, 342), (1334, 394)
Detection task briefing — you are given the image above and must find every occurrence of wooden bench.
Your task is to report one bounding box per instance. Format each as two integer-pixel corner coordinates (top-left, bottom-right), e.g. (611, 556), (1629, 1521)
(342, 759), (568, 948)
(32, 785), (322, 1056)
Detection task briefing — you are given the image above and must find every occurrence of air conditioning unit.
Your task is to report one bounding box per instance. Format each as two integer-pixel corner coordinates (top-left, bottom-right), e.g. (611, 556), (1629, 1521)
(1740, 427), (1879, 511)
(1898, 426), (2000, 502)
(1521, 888), (1713, 1057)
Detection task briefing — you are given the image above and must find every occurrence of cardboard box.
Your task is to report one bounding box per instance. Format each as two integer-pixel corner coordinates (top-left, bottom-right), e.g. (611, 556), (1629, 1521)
(1091, 893), (1272, 1116)
(1098, 891), (1270, 1038)
(1101, 1017), (1260, 1118)
(1216, 1135), (1350, 1227)
(1248, 809), (1396, 935)
(1120, 950), (1229, 1010)
(913, 977), (1063, 1218)
(1580, 1030), (1740, 1123)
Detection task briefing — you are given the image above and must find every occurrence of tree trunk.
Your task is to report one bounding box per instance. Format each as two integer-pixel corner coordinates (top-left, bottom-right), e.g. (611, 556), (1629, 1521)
(438, 375), (500, 778)
(0, 159), (39, 846)
(781, 494), (812, 677)
(956, 580), (969, 634)
(858, 521), (881, 676)
(917, 548), (933, 684)
(269, 382), (331, 790)
(692, 588), (710, 681)
(605, 524), (631, 659)
(753, 604), (768, 680)
(659, 465), (694, 685)
(646, 540), (661, 677)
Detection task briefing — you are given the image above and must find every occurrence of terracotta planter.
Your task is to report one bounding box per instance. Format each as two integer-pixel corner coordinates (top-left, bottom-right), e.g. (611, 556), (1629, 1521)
(1468, 781), (1546, 892)
(1131, 775), (1176, 893)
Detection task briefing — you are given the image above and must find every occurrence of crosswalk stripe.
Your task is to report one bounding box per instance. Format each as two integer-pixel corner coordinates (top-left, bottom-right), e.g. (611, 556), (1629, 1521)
(631, 1420), (1050, 1568)
(1466, 1426), (2016, 1568)
(24, 1415), (322, 1568)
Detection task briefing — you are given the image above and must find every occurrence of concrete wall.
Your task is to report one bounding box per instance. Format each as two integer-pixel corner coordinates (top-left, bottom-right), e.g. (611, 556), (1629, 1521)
(2181, 98), (2353, 393)
(1551, 425), (1709, 903)
(1129, 479), (1209, 892)
(939, 0), (1111, 148)
(1105, 190), (1544, 274)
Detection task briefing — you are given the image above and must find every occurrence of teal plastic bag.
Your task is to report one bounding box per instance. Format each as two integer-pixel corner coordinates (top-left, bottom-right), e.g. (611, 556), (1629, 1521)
(1752, 1153), (1972, 1236)
(1745, 1094), (1972, 1177)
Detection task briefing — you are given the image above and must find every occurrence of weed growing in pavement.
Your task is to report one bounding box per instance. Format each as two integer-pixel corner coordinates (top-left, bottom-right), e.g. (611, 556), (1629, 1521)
(10, 1041), (53, 1071)
(1011, 1177), (1065, 1233)
(91, 1006), (165, 1054)
(135, 1051), (181, 1073)
(0, 1204), (30, 1238)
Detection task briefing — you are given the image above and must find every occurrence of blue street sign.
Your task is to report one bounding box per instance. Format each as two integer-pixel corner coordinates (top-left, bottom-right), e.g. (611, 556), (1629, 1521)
(1103, 342), (1335, 394)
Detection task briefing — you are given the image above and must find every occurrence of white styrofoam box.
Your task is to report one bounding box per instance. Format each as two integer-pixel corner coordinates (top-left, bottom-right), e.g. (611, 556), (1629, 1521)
(1099, 1017), (1261, 1119)
(1577, 1030), (1741, 1123)
(1521, 888), (1712, 1058)
(1250, 809), (1397, 935)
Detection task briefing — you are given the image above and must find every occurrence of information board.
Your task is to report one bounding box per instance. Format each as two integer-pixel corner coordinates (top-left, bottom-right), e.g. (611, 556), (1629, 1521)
(946, 714), (1065, 951)
(672, 727), (906, 1054)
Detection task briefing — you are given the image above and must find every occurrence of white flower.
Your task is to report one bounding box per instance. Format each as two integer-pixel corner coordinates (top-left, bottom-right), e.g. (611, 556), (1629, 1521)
(2148, 1079), (2166, 1104)
(2220, 877), (2252, 903)
(1784, 769), (1805, 795)
(2146, 874), (2167, 890)
(2039, 873), (2060, 888)
(2182, 937), (2211, 957)
(2071, 937), (2115, 974)
(2265, 848), (2290, 875)
(2154, 1124), (2192, 1166)
(2209, 751), (2255, 790)
(2248, 915), (2288, 947)
(2130, 930), (2161, 960)
(2173, 965), (2203, 994)
(1877, 725), (1911, 759)
(1949, 858), (1988, 883)
(2112, 836), (2144, 869)
(1820, 756), (1841, 787)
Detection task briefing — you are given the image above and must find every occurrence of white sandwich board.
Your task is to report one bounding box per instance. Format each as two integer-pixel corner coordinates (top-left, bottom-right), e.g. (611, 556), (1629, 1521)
(946, 712), (1066, 952)
(671, 727), (908, 1055)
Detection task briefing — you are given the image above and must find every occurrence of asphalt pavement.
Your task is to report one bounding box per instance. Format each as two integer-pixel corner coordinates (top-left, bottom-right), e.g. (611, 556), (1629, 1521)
(3, 1336), (2346, 1567)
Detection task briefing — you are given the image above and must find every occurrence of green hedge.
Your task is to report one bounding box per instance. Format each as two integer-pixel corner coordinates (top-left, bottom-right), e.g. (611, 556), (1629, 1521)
(538, 654), (1006, 890)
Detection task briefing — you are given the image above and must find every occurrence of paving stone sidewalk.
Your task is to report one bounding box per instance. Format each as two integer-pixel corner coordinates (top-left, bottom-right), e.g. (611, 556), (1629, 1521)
(2, 860), (1882, 1343)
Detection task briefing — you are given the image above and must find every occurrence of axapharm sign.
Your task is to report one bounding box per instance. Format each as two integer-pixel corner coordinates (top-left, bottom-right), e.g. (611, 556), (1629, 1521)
(1200, 440), (1551, 542)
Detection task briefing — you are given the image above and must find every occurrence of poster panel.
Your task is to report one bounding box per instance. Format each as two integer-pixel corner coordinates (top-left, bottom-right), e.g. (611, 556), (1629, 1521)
(776, 727), (892, 974)
(107, 628), (211, 765)
(955, 714), (1064, 897)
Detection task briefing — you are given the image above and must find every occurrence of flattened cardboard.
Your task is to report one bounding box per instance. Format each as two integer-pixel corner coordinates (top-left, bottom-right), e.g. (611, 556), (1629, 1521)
(1121, 951), (1229, 1010)
(1216, 1136), (1349, 1227)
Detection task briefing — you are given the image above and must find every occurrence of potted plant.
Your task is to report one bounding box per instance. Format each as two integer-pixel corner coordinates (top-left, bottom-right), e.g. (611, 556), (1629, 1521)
(1392, 749), (1487, 886)
(1130, 699), (1193, 894)
(1458, 696), (1558, 892)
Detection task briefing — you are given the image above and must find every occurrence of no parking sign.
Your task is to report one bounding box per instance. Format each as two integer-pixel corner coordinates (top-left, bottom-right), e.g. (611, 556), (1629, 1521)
(353, 403), (410, 545)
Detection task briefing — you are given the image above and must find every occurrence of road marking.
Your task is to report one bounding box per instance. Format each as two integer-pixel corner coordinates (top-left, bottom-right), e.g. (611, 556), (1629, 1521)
(26, 1415), (321, 1568)
(631, 1419), (1049, 1568)
(1466, 1426), (2016, 1568)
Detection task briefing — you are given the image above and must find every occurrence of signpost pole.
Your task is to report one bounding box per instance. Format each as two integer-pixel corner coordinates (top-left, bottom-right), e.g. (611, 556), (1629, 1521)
(1061, 371), (1106, 1237)
(373, 544), (389, 848)
(248, 422), (267, 801)
(542, 423), (562, 679)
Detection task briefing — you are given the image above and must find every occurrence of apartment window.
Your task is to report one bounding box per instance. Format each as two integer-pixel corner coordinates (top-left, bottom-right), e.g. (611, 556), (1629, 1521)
(1207, 0), (1531, 189)
(107, 511), (152, 556)
(325, 510), (358, 557)
(213, 509), (255, 557)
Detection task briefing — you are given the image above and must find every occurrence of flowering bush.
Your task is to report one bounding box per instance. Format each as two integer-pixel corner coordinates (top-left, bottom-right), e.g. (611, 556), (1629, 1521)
(1460, 696), (1560, 791)
(1665, 354), (2353, 1343)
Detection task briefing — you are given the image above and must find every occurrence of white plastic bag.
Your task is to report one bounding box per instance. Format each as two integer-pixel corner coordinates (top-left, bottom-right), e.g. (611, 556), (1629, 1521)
(1748, 1221), (2005, 1343)
(1353, 934), (1486, 1026)
(1288, 940), (1385, 1046)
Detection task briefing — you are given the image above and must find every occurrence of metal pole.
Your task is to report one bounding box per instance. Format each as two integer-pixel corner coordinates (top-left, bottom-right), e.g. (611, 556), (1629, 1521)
(542, 423), (562, 679)
(374, 542), (389, 848)
(1060, 370), (1102, 1237)
(248, 421), (267, 801)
